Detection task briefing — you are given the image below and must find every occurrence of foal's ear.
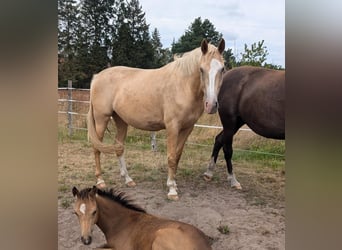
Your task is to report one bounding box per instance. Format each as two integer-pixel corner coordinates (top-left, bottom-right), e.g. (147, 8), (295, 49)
(90, 186), (97, 197)
(201, 39), (208, 55)
(218, 38), (225, 54)
(72, 187), (79, 197)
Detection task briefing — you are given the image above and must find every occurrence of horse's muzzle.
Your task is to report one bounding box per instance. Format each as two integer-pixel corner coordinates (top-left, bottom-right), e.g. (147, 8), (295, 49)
(81, 236), (92, 245)
(205, 101), (218, 114)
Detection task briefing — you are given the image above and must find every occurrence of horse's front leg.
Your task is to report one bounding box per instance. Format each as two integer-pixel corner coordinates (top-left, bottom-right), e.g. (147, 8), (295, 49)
(204, 130), (224, 181)
(166, 126), (194, 200)
(166, 128), (180, 200)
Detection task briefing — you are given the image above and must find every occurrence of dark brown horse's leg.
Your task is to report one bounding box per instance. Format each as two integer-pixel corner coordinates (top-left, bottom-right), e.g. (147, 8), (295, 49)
(204, 130), (224, 181)
(222, 133), (241, 189)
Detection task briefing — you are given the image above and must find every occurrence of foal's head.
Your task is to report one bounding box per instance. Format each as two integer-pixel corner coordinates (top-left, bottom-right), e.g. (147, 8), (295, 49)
(199, 39), (225, 114)
(72, 186), (98, 245)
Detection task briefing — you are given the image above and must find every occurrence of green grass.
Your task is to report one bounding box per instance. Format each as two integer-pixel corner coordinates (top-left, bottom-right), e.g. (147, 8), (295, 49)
(217, 224), (230, 234)
(58, 126), (285, 208)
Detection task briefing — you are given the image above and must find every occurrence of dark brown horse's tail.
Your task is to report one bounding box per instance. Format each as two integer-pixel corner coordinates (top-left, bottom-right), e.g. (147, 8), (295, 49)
(87, 102), (116, 154)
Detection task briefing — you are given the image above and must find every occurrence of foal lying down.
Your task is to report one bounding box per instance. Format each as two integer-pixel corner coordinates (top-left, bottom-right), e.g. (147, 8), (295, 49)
(72, 186), (212, 250)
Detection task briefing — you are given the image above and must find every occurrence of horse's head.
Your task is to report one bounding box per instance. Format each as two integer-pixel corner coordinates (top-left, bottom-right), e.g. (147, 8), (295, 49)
(199, 38), (225, 114)
(72, 186), (99, 245)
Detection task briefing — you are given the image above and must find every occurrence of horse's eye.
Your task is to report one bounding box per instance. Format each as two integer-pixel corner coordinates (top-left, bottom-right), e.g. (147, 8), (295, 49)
(92, 210), (97, 216)
(221, 68), (225, 73)
(200, 67), (204, 73)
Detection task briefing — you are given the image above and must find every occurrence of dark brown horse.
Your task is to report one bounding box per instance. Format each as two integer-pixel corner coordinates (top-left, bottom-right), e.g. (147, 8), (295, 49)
(203, 66), (285, 188)
(72, 186), (212, 250)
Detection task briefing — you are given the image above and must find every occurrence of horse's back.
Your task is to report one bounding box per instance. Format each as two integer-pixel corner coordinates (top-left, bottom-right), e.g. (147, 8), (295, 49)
(219, 66), (285, 139)
(89, 66), (168, 130)
(152, 223), (212, 250)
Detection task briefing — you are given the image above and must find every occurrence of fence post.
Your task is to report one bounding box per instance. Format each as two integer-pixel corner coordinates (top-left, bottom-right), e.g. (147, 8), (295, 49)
(151, 132), (157, 151)
(67, 80), (73, 136)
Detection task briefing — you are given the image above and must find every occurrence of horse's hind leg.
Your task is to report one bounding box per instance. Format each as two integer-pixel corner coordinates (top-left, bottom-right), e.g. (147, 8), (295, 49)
(204, 130), (224, 181)
(93, 115), (111, 188)
(222, 132), (241, 189)
(112, 114), (135, 187)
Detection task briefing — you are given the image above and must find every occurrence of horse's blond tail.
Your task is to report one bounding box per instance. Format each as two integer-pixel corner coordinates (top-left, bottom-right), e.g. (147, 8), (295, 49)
(87, 102), (116, 154)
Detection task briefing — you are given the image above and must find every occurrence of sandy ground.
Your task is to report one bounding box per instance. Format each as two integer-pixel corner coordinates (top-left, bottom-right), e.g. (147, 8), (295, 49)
(58, 139), (284, 250)
(58, 182), (284, 250)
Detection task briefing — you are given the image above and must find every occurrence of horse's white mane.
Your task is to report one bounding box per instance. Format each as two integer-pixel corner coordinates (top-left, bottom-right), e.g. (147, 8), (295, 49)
(171, 44), (218, 76)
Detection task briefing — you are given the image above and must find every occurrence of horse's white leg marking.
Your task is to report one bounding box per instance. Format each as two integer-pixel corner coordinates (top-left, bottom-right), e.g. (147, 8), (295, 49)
(167, 177), (178, 196)
(228, 173), (242, 189)
(80, 203), (86, 215)
(204, 156), (216, 180)
(118, 155), (135, 186)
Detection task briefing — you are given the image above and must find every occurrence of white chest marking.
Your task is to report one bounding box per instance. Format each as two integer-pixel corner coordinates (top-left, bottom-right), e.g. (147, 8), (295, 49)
(80, 203), (86, 214)
(208, 59), (222, 97)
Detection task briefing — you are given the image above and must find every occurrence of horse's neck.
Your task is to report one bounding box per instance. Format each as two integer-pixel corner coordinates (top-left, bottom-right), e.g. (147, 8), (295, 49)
(96, 196), (137, 236)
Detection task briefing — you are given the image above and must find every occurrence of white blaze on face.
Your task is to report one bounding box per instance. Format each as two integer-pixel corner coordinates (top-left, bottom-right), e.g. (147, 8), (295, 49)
(208, 59), (222, 101)
(80, 203), (86, 215)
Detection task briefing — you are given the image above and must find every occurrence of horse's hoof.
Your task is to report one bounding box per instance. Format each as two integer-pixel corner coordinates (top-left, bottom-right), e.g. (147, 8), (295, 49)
(96, 179), (106, 189)
(167, 194), (179, 201)
(126, 181), (136, 187)
(203, 174), (212, 182)
(232, 184), (242, 190)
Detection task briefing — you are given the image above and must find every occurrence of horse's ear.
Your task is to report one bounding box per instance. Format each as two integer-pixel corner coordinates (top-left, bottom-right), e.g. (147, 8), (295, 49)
(72, 187), (79, 197)
(90, 186), (97, 197)
(201, 39), (208, 55)
(218, 39), (225, 54)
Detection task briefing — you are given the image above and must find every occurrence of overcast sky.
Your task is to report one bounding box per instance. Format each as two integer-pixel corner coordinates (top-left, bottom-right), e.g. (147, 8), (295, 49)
(139, 0), (285, 67)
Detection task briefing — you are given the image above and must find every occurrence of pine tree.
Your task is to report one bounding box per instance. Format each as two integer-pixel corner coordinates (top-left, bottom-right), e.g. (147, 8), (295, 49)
(223, 48), (237, 69)
(72, 0), (115, 88)
(111, 0), (154, 68)
(151, 28), (169, 67)
(58, 0), (79, 86)
(171, 17), (223, 54)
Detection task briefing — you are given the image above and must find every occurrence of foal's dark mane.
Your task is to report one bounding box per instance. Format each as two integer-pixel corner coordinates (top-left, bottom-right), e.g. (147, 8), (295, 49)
(78, 187), (146, 213)
(97, 188), (146, 213)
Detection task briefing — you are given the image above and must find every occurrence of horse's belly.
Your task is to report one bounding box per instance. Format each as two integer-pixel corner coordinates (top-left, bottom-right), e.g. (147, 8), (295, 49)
(119, 112), (165, 131)
(133, 120), (165, 131)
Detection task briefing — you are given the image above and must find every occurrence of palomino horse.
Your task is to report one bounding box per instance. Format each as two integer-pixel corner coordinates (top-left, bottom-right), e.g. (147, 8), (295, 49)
(204, 66), (285, 188)
(87, 39), (225, 200)
(72, 186), (212, 250)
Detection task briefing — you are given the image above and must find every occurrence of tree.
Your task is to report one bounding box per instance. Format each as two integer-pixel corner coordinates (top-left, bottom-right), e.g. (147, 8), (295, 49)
(171, 17), (223, 54)
(223, 48), (237, 69)
(79, 0), (114, 70)
(237, 40), (284, 69)
(58, 0), (79, 86)
(111, 0), (154, 68)
(239, 40), (269, 67)
(151, 28), (172, 67)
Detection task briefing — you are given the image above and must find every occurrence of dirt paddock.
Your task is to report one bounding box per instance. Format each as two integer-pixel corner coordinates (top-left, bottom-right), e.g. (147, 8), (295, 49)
(58, 139), (285, 250)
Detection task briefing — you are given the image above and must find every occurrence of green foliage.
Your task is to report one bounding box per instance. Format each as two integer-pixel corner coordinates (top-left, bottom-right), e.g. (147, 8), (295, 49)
(171, 17), (223, 54)
(239, 40), (268, 67)
(151, 28), (172, 67)
(58, 3), (284, 87)
(217, 224), (230, 234)
(223, 48), (237, 69)
(111, 0), (154, 69)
